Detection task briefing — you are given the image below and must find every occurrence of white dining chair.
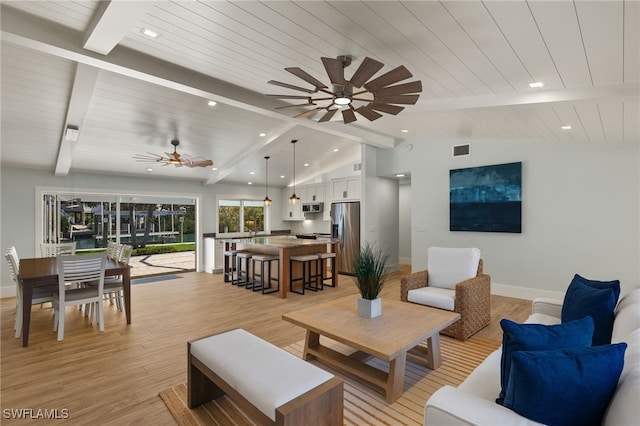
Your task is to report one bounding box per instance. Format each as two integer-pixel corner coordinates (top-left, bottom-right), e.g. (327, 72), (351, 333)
(40, 242), (76, 257)
(5, 246), (57, 338)
(86, 243), (132, 313)
(52, 253), (106, 341)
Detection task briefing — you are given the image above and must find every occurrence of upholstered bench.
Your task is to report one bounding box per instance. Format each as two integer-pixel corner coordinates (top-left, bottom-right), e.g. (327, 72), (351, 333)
(188, 328), (344, 425)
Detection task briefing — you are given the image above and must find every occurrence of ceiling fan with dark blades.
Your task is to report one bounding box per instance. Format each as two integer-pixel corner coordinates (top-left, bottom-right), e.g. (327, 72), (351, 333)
(133, 139), (213, 168)
(267, 55), (422, 124)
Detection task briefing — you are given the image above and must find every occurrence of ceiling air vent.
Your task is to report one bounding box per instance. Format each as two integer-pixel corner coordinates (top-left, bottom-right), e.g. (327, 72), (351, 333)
(452, 144), (471, 157)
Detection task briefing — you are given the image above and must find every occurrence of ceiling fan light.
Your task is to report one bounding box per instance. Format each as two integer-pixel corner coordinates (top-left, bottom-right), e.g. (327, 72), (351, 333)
(334, 96), (351, 105)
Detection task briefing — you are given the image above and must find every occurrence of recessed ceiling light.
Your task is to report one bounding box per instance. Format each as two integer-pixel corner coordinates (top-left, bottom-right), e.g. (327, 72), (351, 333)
(249, 171), (255, 175)
(141, 28), (159, 39)
(248, 182), (253, 185)
(280, 175), (285, 179)
(146, 168), (153, 172)
(207, 100), (217, 107)
(259, 133), (267, 137)
(395, 173), (406, 177)
(304, 163), (309, 167)
(561, 125), (572, 130)
(401, 129), (409, 133)
(212, 167), (218, 171)
(333, 148), (339, 152)
(529, 82), (544, 88)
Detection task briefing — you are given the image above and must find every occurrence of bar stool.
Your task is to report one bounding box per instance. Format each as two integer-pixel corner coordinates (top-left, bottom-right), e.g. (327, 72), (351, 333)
(223, 249), (243, 283)
(234, 252), (254, 287)
(318, 252), (337, 287)
(289, 254), (321, 295)
(251, 254), (279, 294)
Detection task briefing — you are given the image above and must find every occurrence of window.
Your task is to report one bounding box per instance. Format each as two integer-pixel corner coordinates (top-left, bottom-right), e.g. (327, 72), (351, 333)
(218, 199), (265, 233)
(41, 191), (196, 250)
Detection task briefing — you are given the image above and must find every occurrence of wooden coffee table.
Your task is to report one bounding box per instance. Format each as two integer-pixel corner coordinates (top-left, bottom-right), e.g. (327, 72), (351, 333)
(282, 295), (460, 403)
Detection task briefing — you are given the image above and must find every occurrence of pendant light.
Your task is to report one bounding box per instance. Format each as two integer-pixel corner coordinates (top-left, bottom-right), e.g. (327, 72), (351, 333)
(263, 156), (272, 206)
(289, 139), (300, 205)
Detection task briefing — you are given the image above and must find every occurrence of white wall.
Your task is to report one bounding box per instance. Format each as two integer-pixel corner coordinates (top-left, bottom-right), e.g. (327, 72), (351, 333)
(399, 182), (411, 264)
(377, 139), (639, 299)
(0, 167), (283, 296)
(362, 145), (400, 272)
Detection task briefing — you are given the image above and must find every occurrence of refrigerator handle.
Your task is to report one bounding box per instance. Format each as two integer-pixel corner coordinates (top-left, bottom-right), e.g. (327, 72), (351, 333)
(340, 212), (345, 249)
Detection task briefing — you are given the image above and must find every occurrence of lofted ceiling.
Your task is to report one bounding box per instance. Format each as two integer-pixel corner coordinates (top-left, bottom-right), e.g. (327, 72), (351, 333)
(1, 1), (638, 188)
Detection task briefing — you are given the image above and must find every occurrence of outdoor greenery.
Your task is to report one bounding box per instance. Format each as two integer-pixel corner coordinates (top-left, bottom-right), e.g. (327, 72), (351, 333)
(131, 243), (195, 256)
(352, 242), (390, 300)
(218, 201), (265, 233)
(81, 243), (195, 256)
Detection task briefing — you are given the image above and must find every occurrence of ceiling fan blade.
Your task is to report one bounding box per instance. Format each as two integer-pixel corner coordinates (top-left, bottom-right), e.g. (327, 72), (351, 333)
(318, 108), (338, 122)
(321, 57), (345, 85)
(373, 94), (420, 105)
(369, 103), (405, 115)
(355, 106), (383, 121)
(349, 57), (384, 88)
(266, 94), (313, 99)
(275, 101), (315, 109)
(285, 67), (328, 89)
(185, 159), (214, 168)
(268, 80), (316, 94)
(133, 154), (165, 163)
(374, 80), (422, 97)
(294, 108), (322, 119)
(364, 65), (413, 91)
(342, 108), (357, 124)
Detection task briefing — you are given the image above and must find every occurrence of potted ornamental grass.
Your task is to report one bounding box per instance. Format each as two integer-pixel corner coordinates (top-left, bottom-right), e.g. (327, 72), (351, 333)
(353, 242), (390, 318)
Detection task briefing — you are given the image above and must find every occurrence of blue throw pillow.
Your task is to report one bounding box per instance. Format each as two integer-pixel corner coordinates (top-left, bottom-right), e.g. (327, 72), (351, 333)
(496, 317), (594, 405)
(503, 343), (627, 426)
(570, 273), (621, 303)
(561, 277), (618, 346)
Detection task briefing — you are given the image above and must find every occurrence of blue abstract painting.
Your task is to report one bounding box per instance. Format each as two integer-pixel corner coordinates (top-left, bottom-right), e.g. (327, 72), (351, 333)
(450, 162), (522, 233)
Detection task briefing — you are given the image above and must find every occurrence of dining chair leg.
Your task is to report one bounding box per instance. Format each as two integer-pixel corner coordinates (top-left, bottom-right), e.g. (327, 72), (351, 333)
(56, 308), (65, 341)
(97, 303), (105, 332)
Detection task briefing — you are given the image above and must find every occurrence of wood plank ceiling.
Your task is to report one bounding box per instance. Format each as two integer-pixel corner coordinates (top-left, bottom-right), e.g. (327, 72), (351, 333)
(1, 1), (637, 186)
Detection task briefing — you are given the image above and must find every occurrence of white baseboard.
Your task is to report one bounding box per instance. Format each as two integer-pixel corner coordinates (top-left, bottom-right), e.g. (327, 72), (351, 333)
(1, 286), (16, 299)
(491, 282), (564, 301)
(399, 257), (411, 265)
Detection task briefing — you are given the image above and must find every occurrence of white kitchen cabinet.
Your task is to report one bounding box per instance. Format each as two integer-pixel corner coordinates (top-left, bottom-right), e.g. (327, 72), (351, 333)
(331, 177), (360, 201)
(282, 187), (304, 220)
(306, 184), (324, 203)
(323, 183), (332, 221)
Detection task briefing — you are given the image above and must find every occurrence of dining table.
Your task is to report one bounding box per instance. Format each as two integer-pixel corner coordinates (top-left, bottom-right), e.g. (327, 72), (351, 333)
(18, 256), (132, 347)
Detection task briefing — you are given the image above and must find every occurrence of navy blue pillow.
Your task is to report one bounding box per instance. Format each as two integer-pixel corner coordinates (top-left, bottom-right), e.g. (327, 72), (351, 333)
(496, 317), (593, 405)
(561, 277), (617, 345)
(503, 343), (627, 426)
(570, 273), (621, 303)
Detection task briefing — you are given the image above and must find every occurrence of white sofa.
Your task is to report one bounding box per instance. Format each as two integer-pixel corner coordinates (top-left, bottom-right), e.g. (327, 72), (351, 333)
(425, 288), (640, 426)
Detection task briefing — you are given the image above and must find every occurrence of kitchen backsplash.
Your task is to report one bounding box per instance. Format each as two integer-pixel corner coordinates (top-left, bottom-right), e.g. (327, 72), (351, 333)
(289, 216), (331, 235)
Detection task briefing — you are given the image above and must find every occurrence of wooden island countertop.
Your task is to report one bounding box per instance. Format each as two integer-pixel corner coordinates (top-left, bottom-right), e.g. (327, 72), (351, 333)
(222, 236), (338, 298)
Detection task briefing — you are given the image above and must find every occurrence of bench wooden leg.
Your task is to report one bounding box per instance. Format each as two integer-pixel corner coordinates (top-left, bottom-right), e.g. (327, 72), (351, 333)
(276, 377), (343, 426)
(188, 351), (224, 408)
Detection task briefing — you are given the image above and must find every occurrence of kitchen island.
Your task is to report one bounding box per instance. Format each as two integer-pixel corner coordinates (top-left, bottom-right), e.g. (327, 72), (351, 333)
(222, 236), (338, 298)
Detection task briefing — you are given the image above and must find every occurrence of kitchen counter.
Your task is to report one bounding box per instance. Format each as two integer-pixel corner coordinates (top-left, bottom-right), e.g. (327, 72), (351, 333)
(222, 235), (336, 248)
(222, 236), (338, 298)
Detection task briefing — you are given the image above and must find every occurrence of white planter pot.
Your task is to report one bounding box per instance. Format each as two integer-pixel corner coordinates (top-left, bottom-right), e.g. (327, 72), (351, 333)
(358, 297), (382, 318)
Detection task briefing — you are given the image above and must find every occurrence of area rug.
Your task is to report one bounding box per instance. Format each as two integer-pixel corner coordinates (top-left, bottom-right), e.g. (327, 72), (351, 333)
(159, 335), (500, 426)
(131, 274), (180, 285)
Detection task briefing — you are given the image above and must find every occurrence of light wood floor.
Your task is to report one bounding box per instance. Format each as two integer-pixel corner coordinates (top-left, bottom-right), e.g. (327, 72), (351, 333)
(0, 266), (530, 425)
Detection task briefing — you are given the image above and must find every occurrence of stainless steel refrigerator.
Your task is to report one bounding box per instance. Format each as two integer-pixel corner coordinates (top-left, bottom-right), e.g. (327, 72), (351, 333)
(331, 201), (360, 275)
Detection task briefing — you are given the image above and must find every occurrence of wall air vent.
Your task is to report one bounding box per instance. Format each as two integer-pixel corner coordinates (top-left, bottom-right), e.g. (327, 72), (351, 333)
(453, 144), (471, 157)
(353, 163), (362, 172)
